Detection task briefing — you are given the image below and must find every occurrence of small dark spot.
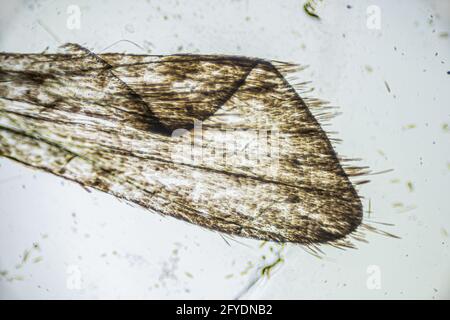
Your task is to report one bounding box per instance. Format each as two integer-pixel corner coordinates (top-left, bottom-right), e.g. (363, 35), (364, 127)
(186, 105), (194, 115)
(286, 194), (300, 203)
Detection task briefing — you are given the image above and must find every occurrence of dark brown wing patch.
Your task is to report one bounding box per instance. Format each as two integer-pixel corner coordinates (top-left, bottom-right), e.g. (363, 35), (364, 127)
(101, 53), (257, 131)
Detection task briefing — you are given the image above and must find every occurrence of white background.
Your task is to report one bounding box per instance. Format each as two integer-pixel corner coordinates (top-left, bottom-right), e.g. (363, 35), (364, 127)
(0, 0), (449, 299)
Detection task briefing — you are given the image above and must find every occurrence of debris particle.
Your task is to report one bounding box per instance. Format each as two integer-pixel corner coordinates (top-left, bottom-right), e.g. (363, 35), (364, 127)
(394, 204), (417, 213)
(303, 0), (321, 19)
(402, 124), (416, 130)
(261, 257), (284, 278)
(33, 256), (43, 264)
(22, 250), (31, 264)
(367, 199), (372, 218)
(384, 81), (391, 93)
(406, 181), (414, 192)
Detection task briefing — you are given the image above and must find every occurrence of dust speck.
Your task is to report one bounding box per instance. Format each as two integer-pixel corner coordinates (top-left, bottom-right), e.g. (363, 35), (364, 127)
(402, 124), (416, 130)
(406, 181), (414, 192)
(125, 24), (135, 33)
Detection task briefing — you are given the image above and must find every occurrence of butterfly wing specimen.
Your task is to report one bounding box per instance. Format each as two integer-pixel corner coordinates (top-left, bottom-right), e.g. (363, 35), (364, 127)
(0, 44), (367, 246)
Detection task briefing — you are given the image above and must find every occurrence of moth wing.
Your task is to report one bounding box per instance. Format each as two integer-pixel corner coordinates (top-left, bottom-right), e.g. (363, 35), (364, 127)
(0, 48), (363, 245)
